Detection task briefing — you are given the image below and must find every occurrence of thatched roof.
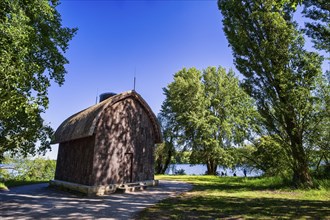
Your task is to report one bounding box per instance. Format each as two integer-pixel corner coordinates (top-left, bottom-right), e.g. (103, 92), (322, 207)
(53, 90), (161, 144)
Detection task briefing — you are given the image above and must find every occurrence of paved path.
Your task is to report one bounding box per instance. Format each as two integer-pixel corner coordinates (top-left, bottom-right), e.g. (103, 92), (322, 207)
(0, 181), (192, 220)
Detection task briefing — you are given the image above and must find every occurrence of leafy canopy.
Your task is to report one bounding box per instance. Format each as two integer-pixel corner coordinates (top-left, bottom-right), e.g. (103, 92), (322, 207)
(239, 135), (292, 177)
(164, 66), (258, 174)
(302, 0), (330, 53)
(0, 0), (77, 159)
(218, 0), (325, 187)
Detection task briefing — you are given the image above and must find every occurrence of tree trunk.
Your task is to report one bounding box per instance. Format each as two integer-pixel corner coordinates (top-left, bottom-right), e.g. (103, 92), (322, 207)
(289, 131), (313, 188)
(155, 143), (174, 175)
(292, 157), (313, 188)
(206, 159), (217, 175)
(316, 154), (324, 171)
(155, 158), (164, 175)
(282, 107), (313, 188)
(160, 144), (173, 174)
(0, 152), (3, 164)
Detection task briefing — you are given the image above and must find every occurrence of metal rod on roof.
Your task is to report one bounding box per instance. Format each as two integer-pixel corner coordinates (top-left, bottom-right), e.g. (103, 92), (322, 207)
(133, 67), (136, 91)
(95, 88), (98, 104)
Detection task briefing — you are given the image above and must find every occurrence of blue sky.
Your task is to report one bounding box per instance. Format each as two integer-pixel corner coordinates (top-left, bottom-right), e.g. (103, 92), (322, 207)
(43, 1), (328, 159)
(44, 0), (234, 159)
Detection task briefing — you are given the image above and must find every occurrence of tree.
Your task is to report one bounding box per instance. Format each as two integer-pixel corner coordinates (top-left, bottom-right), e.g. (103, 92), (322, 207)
(238, 136), (292, 177)
(18, 157), (56, 181)
(154, 110), (177, 174)
(218, 0), (325, 187)
(164, 66), (257, 175)
(1, 154), (56, 181)
(175, 151), (191, 164)
(305, 70), (330, 176)
(0, 0), (77, 160)
(302, 0), (330, 53)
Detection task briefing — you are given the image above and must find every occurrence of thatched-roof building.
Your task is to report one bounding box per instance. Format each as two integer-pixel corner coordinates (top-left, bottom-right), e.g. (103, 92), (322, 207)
(50, 90), (161, 195)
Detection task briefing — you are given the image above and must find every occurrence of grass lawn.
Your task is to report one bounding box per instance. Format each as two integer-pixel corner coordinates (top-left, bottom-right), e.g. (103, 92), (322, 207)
(0, 180), (49, 190)
(139, 175), (330, 219)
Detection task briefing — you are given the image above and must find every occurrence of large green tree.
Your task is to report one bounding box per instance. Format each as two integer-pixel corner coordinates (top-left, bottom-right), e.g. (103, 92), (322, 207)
(218, 0), (325, 187)
(302, 0), (330, 53)
(164, 67), (257, 175)
(0, 0), (77, 160)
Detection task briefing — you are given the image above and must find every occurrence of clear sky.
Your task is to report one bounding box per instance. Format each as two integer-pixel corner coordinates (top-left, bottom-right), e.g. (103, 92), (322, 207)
(44, 0), (235, 159)
(43, 1), (328, 159)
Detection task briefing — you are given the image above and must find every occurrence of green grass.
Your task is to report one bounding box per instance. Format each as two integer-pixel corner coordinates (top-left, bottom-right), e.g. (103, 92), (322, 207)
(138, 175), (330, 219)
(0, 182), (8, 190)
(0, 179), (49, 190)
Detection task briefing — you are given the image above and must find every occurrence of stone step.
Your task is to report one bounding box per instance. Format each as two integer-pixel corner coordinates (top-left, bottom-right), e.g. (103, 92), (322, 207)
(116, 183), (147, 193)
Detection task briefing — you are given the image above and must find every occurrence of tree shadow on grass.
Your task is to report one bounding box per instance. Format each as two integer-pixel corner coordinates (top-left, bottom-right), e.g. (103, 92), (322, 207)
(139, 195), (330, 219)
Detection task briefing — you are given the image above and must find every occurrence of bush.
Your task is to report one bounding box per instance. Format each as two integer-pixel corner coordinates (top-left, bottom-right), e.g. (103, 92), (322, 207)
(0, 168), (10, 181)
(16, 158), (56, 181)
(2, 156), (56, 181)
(312, 164), (330, 179)
(175, 169), (186, 175)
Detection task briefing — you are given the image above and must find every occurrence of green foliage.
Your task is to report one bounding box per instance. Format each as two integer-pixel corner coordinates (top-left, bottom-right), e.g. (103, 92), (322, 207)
(0, 0), (77, 159)
(163, 66), (258, 174)
(312, 164), (330, 179)
(305, 73), (330, 175)
(218, 0), (326, 187)
(2, 155), (56, 181)
(302, 0), (330, 53)
(154, 110), (178, 174)
(19, 157), (56, 181)
(0, 168), (11, 181)
(174, 169), (186, 175)
(175, 151), (191, 164)
(239, 136), (292, 177)
(154, 142), (175, 174)
(0, 154), (15, 181)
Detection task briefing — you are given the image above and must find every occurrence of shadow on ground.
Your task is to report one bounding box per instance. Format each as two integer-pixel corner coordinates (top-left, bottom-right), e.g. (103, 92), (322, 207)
(139, 192), (330, 219)
(0, 181), (192, 220)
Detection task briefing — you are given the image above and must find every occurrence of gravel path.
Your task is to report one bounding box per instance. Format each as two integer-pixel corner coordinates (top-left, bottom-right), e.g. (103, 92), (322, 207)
(0, 180), (192, 220)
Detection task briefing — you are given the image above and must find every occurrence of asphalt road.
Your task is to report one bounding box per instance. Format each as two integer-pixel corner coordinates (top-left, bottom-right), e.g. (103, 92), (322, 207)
(0, 180), (192, 220)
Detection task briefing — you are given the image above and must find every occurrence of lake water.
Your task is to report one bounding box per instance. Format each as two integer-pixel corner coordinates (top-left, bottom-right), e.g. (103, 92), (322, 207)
(1, 163), (262, 178)
(165, 164), (262, 177)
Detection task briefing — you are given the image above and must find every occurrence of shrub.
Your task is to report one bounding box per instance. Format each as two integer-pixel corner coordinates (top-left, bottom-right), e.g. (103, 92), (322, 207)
(175, 169), (186, 175)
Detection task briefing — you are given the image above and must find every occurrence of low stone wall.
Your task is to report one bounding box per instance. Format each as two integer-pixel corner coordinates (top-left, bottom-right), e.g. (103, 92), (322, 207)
(49, 179), (159, 196)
